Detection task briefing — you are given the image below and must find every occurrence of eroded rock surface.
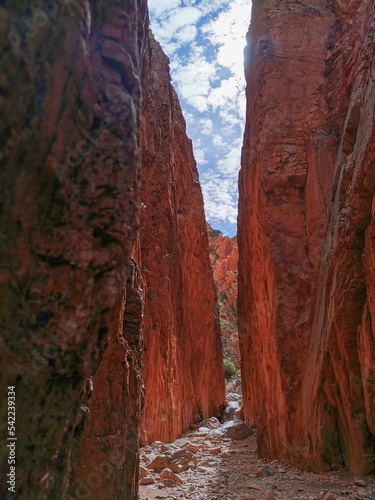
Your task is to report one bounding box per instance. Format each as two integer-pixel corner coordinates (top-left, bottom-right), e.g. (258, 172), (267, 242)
(0, 1), (147, 497)
(137, 34), (226, 445)
(238, 0), (375, 474)
(69, 260), (145, 499)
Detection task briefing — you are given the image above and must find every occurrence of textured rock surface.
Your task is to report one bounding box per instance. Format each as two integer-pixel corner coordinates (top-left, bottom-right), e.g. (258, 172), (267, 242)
(69, 260), (145, 499)
(0, 1), (147, 497)
(208, 226), (239, 367)
(238, 0), (375, 474)
(138, 34), (225, 445)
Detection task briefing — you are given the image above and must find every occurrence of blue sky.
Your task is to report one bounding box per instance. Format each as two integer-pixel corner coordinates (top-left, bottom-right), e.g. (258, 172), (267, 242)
(148, 0), (252, 236)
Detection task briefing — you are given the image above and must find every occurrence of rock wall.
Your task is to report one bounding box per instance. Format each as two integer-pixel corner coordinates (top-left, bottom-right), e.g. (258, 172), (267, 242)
(238, 0), (375, 474)
(0, 1), (147, 497)
(208, 227), (239, 367)
(138, 34), (226, 445)
(69, 260), (145, 499)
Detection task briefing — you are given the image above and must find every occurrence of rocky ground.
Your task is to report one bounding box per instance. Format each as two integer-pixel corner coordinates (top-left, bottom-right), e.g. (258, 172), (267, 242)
(139, 392), (375, 500)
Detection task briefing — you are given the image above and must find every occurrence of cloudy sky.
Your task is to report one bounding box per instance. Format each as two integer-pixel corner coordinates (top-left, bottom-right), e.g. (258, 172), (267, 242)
(148, 0), (252, 236)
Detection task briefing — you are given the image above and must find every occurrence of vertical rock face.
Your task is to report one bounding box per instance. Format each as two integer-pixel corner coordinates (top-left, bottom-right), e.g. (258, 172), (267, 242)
(208, 227), (239, 367)
(0, 1), (147, 497)
(238, 0), (375, 474)
(69, 260), (145, 499)
(138, 34), (226, 445)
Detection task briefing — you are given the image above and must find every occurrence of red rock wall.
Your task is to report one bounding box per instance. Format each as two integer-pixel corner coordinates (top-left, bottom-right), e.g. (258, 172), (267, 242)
(238, 0), (375, 474)
(138, 34), (226, 445)
(208, 227), (239, 367)
(0, 1), (147, 497)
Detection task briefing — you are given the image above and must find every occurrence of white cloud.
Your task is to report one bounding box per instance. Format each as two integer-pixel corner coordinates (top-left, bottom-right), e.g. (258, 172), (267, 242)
(216, 138), (242, 176)
(206, 76), (239, 111)
(148, 0), (252, 232)
(184, 111), (195, 124)
(201, 173), (238, 224)
(200, 136), (242, 224)
(212, 134), (224, 147)
(166, 7), (203, 31)
(201, 0), (250, 77)
(148, 0), (180, 18)
(200, 118), (213, 135)
(193, 147), (208, 164)
(170, 56), (216, 112)
(174, 25), (198, 45)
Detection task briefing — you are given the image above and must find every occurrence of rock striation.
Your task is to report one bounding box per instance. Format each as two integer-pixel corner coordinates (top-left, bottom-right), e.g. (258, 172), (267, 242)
(238, 0), (375, 474)
(208, 227), (239, 367)
(138, 34), (226, 445)
(0, 1), (147, 497)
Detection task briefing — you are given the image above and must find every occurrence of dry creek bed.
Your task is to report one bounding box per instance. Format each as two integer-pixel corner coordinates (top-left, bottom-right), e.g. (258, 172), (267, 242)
(139, 418), (375, 500)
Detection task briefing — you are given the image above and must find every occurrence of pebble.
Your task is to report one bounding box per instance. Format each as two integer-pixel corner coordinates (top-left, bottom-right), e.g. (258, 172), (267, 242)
(139, 465), (148, 478)
(263, 491), (276, 499)
(354, 480), (367, 487)
(140, 477), (155, 485)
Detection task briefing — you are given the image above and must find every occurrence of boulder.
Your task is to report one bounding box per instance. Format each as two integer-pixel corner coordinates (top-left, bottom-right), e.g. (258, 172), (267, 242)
(209, 419), (253, 440)
(160, 468), (183, 484)
(147, 448), (194, 473)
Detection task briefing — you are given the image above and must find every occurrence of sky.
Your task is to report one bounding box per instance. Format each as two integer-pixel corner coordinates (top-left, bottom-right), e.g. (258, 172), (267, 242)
(148, 0), (252, 236)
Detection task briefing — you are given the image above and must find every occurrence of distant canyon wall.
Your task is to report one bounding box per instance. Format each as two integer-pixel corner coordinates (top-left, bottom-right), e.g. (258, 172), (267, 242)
(208, 227), (239, 367)
(238, 0), (375, 474)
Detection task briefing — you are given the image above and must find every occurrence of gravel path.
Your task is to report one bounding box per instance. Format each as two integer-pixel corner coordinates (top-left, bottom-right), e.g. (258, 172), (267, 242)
(139, 420), (375, 500)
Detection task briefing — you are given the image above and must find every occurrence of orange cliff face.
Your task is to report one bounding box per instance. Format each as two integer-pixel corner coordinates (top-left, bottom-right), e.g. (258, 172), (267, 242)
(208, 227), (239, 367)
(136, 34), (226, 445)
(238, 0), (375, 474)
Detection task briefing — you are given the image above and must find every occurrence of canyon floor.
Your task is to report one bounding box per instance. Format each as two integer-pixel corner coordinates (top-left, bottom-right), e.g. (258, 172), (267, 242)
(139, 391), (375, 500)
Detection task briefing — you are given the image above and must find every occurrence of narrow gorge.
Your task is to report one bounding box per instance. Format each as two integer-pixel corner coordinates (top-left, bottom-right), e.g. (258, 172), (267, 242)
(0, 1), (374, 500)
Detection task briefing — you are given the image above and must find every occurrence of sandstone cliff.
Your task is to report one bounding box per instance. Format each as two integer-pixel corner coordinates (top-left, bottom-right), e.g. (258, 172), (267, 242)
(208, 227), (239, 367)
(138, 34), (226, 445)
(0, 1), (147, 497)
(238, 0), (375, 474)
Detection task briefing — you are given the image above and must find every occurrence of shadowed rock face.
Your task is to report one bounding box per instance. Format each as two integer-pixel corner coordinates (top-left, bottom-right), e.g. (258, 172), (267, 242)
(137, 34), (226, 445)
(238, 0), (375, 474)
(69, 260), (145, 499)
(208, 227), (239, 367)
(0, 1), (147, 497)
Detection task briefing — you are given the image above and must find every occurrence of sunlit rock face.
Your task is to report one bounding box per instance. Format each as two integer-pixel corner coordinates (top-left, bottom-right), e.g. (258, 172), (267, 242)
(138, 34), (226, 445)
(238, 0), (375, 474)
(0, 1), (147, 497)
(208, 227), (239, 367)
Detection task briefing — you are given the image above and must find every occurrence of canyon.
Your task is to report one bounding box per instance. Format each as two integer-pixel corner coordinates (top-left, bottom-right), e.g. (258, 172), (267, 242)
(0, 0), (374, 499)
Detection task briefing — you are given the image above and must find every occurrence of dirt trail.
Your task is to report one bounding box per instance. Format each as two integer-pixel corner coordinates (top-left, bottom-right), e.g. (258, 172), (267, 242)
(139, 420), (375, 500)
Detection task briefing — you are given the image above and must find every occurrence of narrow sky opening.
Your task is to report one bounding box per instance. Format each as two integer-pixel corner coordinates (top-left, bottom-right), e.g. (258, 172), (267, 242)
(148, 0), (252, 237)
